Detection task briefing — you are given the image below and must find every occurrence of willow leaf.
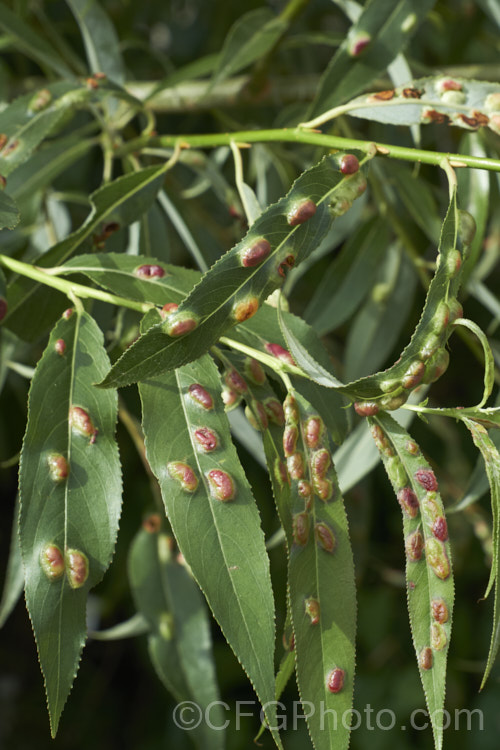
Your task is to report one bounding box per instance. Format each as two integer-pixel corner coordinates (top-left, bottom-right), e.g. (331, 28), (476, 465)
(89, 612), (149, 641)
(280, 188), (466, 403)
(462, 418), (500, 689)
(285, 391), (356, 750)
(308, 0), (435, 117)
(67, 0), (125, 84)
(371, 412), (454, 750)
(59, 253), (199, 306)
(139, 353), (281, 748)
(0, 191), (20, 230)
(210, 8), (286, 89)
(19, 309), (121, 736)
(128, 525), (222, 750)
(6, 164), (167, 339)
(0, 495), (24, 628)
(338, 76), (500, 135)
(100, 152), (368, 388)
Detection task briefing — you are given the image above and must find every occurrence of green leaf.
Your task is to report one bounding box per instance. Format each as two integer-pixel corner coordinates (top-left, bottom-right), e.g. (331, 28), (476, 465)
(19, 309), (121, 736)
(6, 163), (168, 340)
(100, 152), (368, 388)
(344, 246), (417, 380)
(308, 0), (435, 117)
(453, 318), (495, 408)
(0, 190), (20, 230)
(304, 217), (390, 335)
(210, 8), (286, 89)
(59, 253), (199, 306)
(284, 391), (356, 750)
(7, 134), (97, 203)
(0, 4), (73, 77)
(281, 188), (466, 404)
(89, 612), (149, 641)
(128, 525), (222, 750)
(0, 495), (24, 628)
(456, 134), (489, 283)
(336, 76), (500, 133)
(139, 353), (282, 748)
(371, 412), (454, 750)
(462, 418), (500, 689)
(66, 0), (125, 83)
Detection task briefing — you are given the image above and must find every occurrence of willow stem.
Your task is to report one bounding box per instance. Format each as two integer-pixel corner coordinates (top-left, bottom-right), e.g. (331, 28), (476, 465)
(0, 254), (154, 314)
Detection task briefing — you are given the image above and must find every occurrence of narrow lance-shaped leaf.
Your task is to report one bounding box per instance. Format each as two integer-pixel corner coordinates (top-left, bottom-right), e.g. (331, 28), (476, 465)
(66, 0), (125, 84)
(308, 0), (436, 118)
(332, 76), (500, 136)
(0, 190), (20, 231)
(209, 8), (287, 89)
(128, 522), (223, 750)
(0, 495), (24, 629)
(139, 349), (282, 748)
(19, 308), (121, 736)
(59, 253), (199, 306)
(370, 412), (454, 750)
(461, 417), (500, 689)
(280, 188), (473, 408)
(283, 391), (356, 750)
(100, 151), (369, 388)
(6, 163), (168, 340)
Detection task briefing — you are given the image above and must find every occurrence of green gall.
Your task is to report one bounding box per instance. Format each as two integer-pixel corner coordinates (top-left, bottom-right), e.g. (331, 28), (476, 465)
(274, 458), (289, 488)
(329, 197), (352, 216)
(158, 612), (175, 640)
(160, 302), (178, 319)
(157, 534), (173, 563)
(380, 391), (408, 411)
(425, 538), (451, 580)
(441, 90), (466, 105)
(65, 548), (89, 589)
(167, 461), (198, 492)
(387, 456), (407, 488)
(448, 299), (463, 324)
(62, 308), (73, 319)
(29, 88), (52, 112)
(370, 424), (394, 456)
(432, 302), (450, 334)
(305, 597), (320, 625)
(207, 469), (235, 502)
(47, 452), (69, 483)
(142, 513), (162, 533)
(485, 92), (500, 113)
(287, 452), (305, 480)
(430, 622), (447, 651)
(405, 440), (419, 455)
(423, 348), (449, 384)
(298, 479), (312, 502)
(419, 646), (433, 671)
(313, 477), (333, 502)
(311, 449), (330, 479)
(250, 399), (268, 431)
(221, 386), (241, 411)
(446, 249), (462, 277)
(458, 209), (476, 247)
(284, 394), (299, 424)
(245, 405), (260, 431)
(40, 543), (65, 581)
(421, 492), (441, 523)
(401, 13), (417, 32)
(315, 522), (336, 553)
(293, 512), (309, 546)
(379, 378), (401, 394)
(419, 334), (442, 361)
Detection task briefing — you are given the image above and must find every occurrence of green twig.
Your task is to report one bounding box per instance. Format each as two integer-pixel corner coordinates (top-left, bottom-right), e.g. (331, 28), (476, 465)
(0, 254), (154, 314)
(119, 129), (500, 173)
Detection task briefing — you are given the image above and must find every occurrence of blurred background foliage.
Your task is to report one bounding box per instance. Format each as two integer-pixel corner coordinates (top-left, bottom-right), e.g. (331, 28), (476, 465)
(1, 0), (500, 748)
